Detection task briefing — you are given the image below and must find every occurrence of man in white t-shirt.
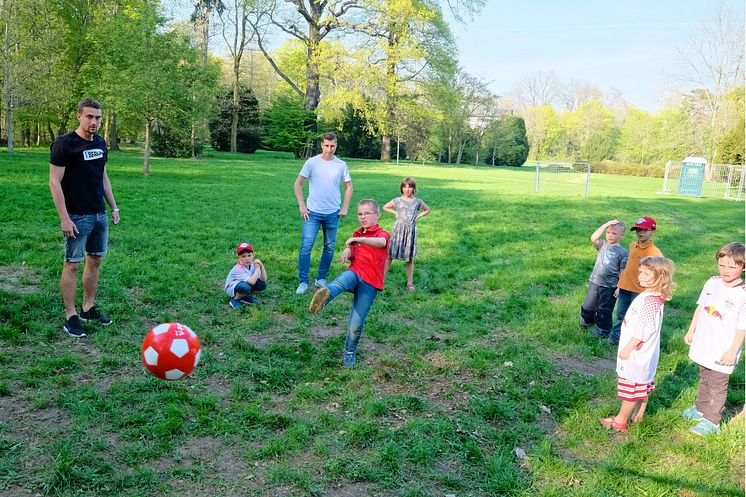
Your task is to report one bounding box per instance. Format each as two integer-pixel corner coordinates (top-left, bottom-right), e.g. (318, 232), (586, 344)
(293, 132), (353, 294)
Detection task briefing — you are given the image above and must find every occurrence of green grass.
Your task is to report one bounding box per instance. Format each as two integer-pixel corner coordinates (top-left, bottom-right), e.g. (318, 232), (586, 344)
(0, 147), (743, 496)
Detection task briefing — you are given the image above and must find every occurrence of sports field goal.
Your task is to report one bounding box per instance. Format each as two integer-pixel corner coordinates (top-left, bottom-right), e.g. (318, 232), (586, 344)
(529, 161), (591, 197)
(660, 161), (745, 201)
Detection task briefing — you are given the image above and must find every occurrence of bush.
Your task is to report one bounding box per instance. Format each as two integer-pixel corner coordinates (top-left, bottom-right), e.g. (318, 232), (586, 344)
(590, 160), (665, 177)
(152, 118), (201, 158)
(484, 116), (529, 167)
(209, 86), (262, 153)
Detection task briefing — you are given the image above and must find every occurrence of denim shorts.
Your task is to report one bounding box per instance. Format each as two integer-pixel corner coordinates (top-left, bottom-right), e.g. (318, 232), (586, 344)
(64, 213), (108, 262)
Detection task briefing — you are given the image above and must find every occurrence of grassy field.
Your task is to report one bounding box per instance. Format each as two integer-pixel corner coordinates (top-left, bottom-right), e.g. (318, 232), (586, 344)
(0, 147), (743, 497)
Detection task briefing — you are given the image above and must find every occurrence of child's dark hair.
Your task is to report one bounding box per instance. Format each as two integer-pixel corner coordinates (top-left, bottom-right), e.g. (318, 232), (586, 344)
(716, 242), (745, 268)
(639, 256), (676, 300)
(400, 176), (417, 194)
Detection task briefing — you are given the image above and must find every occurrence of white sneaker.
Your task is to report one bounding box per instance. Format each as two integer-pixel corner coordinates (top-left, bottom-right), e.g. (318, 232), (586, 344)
(315, 279), (327, 288)
(296, 282), (309, 295)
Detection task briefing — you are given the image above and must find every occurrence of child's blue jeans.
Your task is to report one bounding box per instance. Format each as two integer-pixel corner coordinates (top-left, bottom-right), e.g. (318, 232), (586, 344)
(325, 270), (379, 354)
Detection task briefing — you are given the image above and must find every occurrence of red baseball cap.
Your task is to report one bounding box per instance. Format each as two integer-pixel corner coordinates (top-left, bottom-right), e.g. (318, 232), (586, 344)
(236, 242), (253, 255)
(631, 216), (656, 231)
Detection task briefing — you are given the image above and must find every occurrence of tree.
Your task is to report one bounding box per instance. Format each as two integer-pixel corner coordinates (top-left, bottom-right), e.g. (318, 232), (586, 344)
(331, 104), (380, 159)
(511, 71), (559, 111)
(523, 105), (566, 160)
(615, 109), (656, 164)
(564, 100), (614, 161)
(217, 0), (255, 152)
(483, 115), (528, 167)
(262, 93), (317, 157)
(676, 0), (744, 161)
(209, 86), (262, 153)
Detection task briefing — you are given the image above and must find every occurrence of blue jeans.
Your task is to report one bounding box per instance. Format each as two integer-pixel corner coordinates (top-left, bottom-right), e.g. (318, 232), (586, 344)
(64, 213), (108, 262)
(581, 282), (617, 335)
(610, 289), (639, 343)
(234, 280), (267, 297)
(325, 270), (379, 354)
(298, 210), (339, 284)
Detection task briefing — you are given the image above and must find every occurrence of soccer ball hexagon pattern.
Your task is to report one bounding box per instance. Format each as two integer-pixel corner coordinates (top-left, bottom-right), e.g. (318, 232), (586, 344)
(141, 323), (201, 380)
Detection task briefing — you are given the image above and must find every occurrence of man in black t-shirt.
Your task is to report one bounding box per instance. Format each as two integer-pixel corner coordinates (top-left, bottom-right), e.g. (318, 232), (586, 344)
(49, 98), (120, 337)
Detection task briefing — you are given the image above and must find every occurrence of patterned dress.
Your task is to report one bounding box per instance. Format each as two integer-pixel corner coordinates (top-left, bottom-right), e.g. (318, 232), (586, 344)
(388, 197), (424, 262)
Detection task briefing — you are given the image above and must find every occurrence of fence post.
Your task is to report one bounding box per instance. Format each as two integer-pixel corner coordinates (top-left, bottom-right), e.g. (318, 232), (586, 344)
(584, 162), (591, 198)
(738, 166), (745, 202)
(725, 165), (734, 199)
(662, 161), (671, 194)
(534, 161), (540, 193)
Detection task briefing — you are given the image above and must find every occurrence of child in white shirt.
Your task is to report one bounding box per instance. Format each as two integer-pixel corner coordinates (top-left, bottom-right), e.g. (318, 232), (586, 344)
(683, 242), (745, 436)
(600, 256), (675, 431)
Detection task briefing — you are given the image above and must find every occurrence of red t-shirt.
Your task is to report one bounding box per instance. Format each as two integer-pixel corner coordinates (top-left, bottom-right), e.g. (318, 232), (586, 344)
(349, 224), (390, 290)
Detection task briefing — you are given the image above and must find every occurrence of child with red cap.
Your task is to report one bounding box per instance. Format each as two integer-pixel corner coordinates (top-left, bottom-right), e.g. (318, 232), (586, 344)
(609, 216), (664, 345)
(224, 242), (268, 309)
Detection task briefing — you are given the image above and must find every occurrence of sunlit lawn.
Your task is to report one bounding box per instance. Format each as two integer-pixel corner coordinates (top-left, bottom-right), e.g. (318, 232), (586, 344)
(0, 147), (743, 496)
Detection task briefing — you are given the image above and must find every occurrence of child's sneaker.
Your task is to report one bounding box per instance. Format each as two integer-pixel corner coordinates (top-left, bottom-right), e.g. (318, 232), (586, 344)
(295, 282), (309, 295)
(63, 315), (86, 338)
(343, 350), (356, 367)
(308, 287), (330, 314)
(314, 279), (327, 288)
(591, 326), (610, 338)
(689, 418), (720, 436)
(681, 405), (705, 421)
(229, 298), (244, 309)
(240, 296), (260, 305)
(80, 305), (113, 325)
(579, 316), (592, 328)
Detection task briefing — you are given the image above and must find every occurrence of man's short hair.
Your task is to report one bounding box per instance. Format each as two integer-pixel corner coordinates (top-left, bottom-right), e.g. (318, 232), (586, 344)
(77, 98), (102, 113)
(321, 132), (337, 143)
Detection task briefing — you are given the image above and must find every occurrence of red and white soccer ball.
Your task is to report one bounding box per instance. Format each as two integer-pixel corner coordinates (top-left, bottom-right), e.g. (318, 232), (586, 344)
(141, 323), (201, 380)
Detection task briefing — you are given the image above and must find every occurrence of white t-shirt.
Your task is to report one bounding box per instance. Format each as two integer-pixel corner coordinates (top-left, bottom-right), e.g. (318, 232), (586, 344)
(688, 276), (746, 374)
(224, 262), (255, 297)
(616, 293), (665, 384)
(299, 154), (351, 214)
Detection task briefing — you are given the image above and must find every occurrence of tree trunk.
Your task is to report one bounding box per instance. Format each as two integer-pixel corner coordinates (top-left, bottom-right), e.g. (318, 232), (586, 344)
(304, 8), (322, 111)
(143, 119), (151, 176)
(231, 60), (239, 153)
(47, 123), (56, 143)
(109, 111), (119, 151)
(4, 9), (12, 153)
(380, 29), (397, 162)
(381, 136), (391, 162)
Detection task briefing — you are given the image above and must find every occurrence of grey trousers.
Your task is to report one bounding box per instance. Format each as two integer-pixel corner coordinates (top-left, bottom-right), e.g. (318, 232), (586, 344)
(695, 365), (730, 425)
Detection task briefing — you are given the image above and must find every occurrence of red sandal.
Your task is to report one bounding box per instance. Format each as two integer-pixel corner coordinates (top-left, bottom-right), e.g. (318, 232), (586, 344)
(599, 417), (628, 431)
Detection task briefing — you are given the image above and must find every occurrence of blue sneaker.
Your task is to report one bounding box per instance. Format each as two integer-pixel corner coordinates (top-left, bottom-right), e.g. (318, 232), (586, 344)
(229, 298), (244, 309)
(295, 282), (309, 295)
(343, 350), (356, 367)
(314, 279), (327, 288)
(681, 405), (705, 421)
(240, 295), (260, 305)
(63, 315), (86, 338)
(689, 418), (720, 436)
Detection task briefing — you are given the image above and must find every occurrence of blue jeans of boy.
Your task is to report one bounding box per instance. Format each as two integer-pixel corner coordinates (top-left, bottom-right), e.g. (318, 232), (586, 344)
(234, 279), (267, 298)
(580, 282), (617, 336)
(610, 289), (639, 344)
(298, 210), (339, 284)
(325, 270), (379, 354)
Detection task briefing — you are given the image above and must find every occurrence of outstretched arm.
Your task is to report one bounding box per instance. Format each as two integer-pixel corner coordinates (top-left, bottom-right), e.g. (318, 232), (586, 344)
(346, 236), (387, 248)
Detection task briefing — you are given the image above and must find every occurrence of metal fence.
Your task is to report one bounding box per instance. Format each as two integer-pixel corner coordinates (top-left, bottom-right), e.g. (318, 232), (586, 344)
(661, 161), (745, 201)
(530, 161), (591, 197)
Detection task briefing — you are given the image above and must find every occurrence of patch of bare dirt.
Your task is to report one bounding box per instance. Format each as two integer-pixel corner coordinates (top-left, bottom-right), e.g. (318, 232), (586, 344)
(549, 352), (615, 377)
(0, 264), (40, 295)
(309, 325), (341, 341)
(326, 482), (375, 496)
(243, 333), (277, 347)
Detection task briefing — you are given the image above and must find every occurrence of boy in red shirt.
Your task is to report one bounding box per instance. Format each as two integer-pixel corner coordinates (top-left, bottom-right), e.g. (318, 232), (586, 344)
(309, 199), (390, 367)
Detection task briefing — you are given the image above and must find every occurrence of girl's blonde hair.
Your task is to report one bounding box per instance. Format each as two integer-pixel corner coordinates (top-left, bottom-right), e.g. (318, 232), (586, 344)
(639, 256), (676, 300)
(400, 176), (417, 194)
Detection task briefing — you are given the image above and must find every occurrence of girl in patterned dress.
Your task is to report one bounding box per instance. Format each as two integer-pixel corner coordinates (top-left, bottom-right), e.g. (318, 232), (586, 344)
(382, 177), (431, 291)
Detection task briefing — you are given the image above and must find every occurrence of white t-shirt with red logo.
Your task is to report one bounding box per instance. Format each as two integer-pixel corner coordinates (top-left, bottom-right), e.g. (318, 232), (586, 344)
(688, 276), (746, 374)
(616, 293), (665, 384)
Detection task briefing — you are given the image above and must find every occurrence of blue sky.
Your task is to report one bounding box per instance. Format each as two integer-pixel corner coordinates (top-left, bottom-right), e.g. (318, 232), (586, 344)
(450, 0), (744, 111)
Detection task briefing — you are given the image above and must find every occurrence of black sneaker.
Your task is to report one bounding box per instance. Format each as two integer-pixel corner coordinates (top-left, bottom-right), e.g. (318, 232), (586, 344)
(63, 315), (86, 338)
(240, 295), (260, 305)
(80, 305), (113, 325)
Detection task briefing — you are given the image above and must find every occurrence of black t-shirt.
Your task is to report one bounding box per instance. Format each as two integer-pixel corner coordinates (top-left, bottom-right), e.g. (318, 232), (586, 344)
(50, 131), (108, 215)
